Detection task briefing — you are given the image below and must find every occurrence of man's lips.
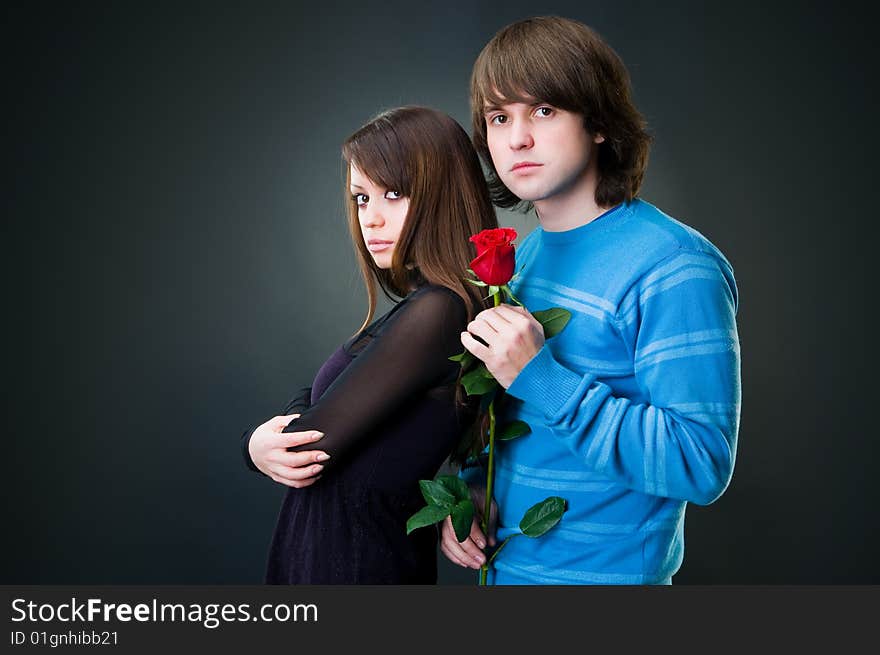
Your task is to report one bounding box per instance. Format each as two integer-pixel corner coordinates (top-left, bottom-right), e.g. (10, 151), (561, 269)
(511, 162), (542, 171)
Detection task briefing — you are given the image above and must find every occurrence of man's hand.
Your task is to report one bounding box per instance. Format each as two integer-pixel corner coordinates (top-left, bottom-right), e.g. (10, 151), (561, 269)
(439, 486), (498, 570)
(248, 414), (328, 488)
(460, 304), (545, 388)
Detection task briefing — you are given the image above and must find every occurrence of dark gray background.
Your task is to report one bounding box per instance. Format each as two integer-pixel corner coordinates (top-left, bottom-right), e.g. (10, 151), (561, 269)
(6, 1), (877, 584)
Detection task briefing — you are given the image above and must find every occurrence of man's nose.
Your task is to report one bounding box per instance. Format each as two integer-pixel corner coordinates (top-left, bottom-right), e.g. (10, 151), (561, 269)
(509, 120), (534, 150)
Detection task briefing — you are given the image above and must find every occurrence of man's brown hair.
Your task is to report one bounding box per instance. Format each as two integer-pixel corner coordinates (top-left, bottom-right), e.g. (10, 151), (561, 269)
(471, 16), (652, 208)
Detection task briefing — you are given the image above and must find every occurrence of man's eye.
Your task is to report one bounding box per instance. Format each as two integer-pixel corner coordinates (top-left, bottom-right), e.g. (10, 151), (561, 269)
(352, 193), (368, 206)
(385, 190), (402, 200)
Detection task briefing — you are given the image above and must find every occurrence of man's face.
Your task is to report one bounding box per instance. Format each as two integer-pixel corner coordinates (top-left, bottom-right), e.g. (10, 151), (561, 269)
(484, 99), (604, 204)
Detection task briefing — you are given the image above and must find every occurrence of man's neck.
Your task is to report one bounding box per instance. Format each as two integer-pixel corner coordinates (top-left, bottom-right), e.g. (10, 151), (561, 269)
(533, 168), (609, 232)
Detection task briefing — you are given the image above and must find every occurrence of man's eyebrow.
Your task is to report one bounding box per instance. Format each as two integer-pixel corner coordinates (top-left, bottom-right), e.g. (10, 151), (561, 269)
(483, 99), (544, 113)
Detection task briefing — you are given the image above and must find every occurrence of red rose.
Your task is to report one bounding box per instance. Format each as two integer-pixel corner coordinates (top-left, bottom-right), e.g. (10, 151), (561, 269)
(468, 228), (518, 286)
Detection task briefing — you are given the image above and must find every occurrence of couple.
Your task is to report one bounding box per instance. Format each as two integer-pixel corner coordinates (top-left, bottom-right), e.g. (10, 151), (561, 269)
(241, 16), (741, 585)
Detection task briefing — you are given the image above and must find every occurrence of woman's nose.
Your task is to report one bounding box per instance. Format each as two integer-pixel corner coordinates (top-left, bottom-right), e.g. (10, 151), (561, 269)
(361, 203), (384, 227)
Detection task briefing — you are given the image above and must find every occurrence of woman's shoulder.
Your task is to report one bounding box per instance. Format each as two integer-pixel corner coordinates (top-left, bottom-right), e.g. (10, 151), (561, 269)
(408, 282), (463, 301)
(405, 283), (469, 316)
(347, 284), (464, 351)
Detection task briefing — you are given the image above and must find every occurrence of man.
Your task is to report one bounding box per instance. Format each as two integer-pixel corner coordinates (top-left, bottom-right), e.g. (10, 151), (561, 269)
(439, 16), (741, 584)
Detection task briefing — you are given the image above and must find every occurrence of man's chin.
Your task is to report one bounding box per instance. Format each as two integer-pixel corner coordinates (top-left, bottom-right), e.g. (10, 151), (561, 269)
(501, 178), (549, 203)
(509, 189), (547, 203)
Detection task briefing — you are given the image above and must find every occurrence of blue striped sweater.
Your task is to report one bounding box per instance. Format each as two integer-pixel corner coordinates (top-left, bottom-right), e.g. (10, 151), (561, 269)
(463, 198), (741, 584)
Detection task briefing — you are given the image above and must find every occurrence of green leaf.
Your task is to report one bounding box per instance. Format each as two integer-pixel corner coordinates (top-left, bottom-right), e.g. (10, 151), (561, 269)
(501, 285), (524, 307)
(533, 307), (572, 339)
(448, 350), (468, 362)
(488, 285), (501, 296)
(449, 349), (476, 372)
(419, 479), (456, 509)
(436, 475), (471, 503)
(461, 367), (499, 396)
(450, 499), (476, 542)
(478, 364), (495, 379)
(519, 496), (567, 537)
(466, 277), (488, 287)
(497, 420), (531, 442)
(406, 504), (452, 534)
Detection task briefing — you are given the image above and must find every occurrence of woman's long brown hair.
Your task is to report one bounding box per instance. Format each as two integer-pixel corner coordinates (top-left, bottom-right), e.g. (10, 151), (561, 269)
(341, 106), (499, 459)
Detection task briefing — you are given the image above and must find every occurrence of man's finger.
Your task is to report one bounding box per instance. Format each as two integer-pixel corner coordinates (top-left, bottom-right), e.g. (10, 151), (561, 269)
(455, 520), (488, 564)
(440, 541), (471, 569)
(493, 304), (531, 323)
(466, 318), (498, 344)
(461, 331), (492, 360)
(486, 500), (499, 546)
(463, 518), (484, 547)
(476, 308), (513, 331)
(441, 518), (485, 568)
(439, 522), (472, 568)
(443, 516), (481, 568)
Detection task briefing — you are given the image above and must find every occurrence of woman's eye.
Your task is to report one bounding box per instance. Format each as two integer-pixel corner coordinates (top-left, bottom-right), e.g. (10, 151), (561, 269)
(352, 193), (368, 206)
(536, 106), (553, 117)
(489, 114), (507, 125)
(385, 190), (402, 200)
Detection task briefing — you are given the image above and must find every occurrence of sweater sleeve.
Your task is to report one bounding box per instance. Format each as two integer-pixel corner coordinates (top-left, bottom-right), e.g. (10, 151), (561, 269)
(282, 286), (468, 470)
(506, 249), (741, 505)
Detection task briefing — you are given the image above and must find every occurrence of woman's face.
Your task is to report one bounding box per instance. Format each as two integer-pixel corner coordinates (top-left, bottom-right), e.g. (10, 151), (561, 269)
(350, 164), (410, 270)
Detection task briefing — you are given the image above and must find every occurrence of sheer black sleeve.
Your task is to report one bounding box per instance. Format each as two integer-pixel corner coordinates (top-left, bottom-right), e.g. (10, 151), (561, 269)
(282, 285), (468, 469)
(280, 386), (312, 415)
(240, 386), (312, 473)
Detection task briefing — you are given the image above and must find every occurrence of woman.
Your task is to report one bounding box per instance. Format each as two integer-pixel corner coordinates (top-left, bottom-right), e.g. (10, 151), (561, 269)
(240, 106), (498, 583)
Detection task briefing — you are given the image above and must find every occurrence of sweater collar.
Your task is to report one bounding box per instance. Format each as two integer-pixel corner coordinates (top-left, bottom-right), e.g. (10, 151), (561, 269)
(538, 199), (636, 245)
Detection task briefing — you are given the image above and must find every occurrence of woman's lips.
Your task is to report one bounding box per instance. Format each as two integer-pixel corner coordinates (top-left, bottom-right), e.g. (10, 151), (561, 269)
(367, 241), (393, 252)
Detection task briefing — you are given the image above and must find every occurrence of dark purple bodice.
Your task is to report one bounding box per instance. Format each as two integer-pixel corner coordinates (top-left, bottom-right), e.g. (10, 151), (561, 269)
(263, 286), (474, 584)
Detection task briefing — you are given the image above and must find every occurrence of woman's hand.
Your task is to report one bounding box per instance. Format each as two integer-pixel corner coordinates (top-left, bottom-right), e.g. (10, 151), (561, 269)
(248, 414), (329, 488)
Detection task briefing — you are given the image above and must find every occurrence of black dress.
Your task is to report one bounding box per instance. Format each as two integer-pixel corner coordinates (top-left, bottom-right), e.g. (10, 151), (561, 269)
(241, 284), (475, 584)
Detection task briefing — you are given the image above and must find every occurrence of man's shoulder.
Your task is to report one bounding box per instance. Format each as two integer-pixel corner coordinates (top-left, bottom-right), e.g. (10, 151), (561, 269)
(623, 200), (738, 309)
(626, 199), (731, 268)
